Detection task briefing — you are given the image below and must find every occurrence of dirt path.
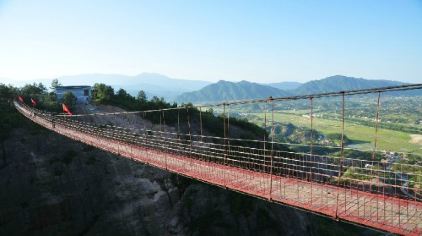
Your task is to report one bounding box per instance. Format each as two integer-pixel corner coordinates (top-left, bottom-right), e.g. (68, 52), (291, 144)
(410, 134), (422, 145)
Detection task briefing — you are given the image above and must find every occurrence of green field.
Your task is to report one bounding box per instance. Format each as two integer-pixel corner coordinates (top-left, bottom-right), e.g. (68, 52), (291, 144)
(248, 112), (422, 156)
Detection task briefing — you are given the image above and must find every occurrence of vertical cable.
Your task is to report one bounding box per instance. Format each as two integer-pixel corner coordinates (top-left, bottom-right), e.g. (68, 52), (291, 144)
(372, 92), (381, 160)
(143, 111), (147, 144)
(223, 103), (227, 165)
(161, 109), (167, 169)
(309, 97), (314, 203)
(199, 106), (203, 142)
(227, 104), (231, 166)
(309, 97), (314, 182)
(309, 97), (314, 156)
(336, 92), (345, 218)
(199, 106), (204, 161)
(162, 110), (166, 130)
(337, 92), (346, 179)
(187, 106), (192, 150)
(222, 103), (227, 187)
(341, 92), (346, 215)
(269, 97), (275, 200)
(263, 102), (267, 173)
(159, 110), (162, 134)
(372, 92), (382, 222)
(177, 109), (180, 139)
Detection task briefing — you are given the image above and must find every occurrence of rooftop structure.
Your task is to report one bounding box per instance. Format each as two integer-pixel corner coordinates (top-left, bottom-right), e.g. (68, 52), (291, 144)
(55, 86), (91, 104)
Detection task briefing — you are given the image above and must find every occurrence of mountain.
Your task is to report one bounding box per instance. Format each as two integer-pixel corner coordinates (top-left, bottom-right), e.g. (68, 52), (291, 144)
(293, 75), (404, 95)
(176, 80), (290, 103)
(267, 81), (302, 90)
(176, 75), (419, 104)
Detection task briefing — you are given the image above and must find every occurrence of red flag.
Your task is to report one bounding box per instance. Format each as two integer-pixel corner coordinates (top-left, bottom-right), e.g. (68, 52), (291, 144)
(18, 96), (24, 103)
(62, 104), (73, 115)
(31, 98), (37, 107)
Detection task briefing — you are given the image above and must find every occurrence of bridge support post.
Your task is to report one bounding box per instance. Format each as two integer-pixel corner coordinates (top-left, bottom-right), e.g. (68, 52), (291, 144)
(268, 97), (274, 201)
(223, 103), (227, 188)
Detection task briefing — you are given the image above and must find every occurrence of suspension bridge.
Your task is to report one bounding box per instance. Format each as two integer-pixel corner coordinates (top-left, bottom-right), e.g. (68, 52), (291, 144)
(15, 84), (422, 235)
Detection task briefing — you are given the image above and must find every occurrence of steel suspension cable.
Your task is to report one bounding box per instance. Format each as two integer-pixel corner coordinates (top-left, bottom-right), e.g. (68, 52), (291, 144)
(51, 83), (422, 118)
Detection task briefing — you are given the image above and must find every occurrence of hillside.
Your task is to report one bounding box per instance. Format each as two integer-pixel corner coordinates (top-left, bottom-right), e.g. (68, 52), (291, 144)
(175, 75), (420, 104)
(293, 75), (403, 95)
(176, 80), (290, 103)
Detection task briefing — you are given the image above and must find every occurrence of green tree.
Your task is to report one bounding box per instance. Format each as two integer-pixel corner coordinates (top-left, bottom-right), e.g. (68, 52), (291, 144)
(21, 83), (47, 98)
(92, 83), (114, 103)
(116, 88), (130, 99)
(63, 92), (77, 108)
(50, 79), (62, 90)
(0, 84), (21, 164)
(137, 90), (147, 102)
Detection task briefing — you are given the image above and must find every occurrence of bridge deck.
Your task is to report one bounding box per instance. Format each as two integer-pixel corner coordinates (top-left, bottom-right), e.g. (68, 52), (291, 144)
(16, 102), (422, 235)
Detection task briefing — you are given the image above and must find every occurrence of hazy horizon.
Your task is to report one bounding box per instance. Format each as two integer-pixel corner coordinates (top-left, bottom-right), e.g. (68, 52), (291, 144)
(0, 72), (415, 88)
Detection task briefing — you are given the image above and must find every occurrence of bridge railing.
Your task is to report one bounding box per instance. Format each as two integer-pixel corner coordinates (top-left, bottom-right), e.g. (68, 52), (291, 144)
(14, 94), (422, 235)
(16, 98), (422, 202)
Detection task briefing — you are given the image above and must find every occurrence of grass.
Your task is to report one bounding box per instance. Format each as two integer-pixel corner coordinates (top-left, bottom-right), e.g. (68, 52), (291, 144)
(248, 112), (422, 156)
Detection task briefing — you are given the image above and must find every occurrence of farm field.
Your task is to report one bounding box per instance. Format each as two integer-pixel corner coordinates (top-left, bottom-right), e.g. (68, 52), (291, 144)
(246, 112), (422, 156)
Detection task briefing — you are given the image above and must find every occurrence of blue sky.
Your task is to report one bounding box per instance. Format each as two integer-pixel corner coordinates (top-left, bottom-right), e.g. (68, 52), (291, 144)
(0, 0), (421, 83)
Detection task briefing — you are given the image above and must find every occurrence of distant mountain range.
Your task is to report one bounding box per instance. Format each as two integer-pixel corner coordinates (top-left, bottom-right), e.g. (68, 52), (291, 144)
(176, 75), (418, 104)
(4, 74), (418, 103)
(292, 75), (403, 94)
(176, 80), (291, 103)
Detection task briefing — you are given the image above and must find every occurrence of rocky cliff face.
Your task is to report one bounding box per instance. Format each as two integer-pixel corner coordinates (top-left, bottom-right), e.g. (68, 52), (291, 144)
(0, 110), (378, 235)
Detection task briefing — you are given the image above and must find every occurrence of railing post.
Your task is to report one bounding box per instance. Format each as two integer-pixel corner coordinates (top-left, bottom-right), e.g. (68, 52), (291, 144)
(336, 91), (345, 219)
(52, 116), (56, 129)
(186, 106), (193, 172)
(309, 96), (314, 204)
(199, 106), (203, 143)
(372, 92), (381, 161)
(162, 109), (168, 170)
(223, 103), (227, 166)
(222, 103), (228, 188)
(269, 97), (274, 201)
(335, 190), (340, 219)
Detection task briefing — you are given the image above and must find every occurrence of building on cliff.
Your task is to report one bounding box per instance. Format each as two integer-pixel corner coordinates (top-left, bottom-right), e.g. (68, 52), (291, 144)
(55, 85), (92, 104)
